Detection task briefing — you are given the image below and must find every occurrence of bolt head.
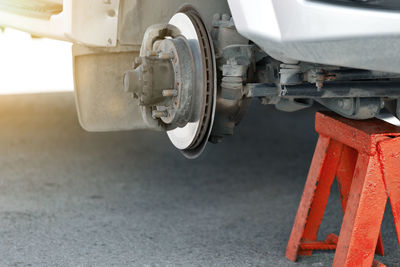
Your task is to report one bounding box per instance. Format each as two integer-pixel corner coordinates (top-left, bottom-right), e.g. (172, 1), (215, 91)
(221, 14), (230, 21)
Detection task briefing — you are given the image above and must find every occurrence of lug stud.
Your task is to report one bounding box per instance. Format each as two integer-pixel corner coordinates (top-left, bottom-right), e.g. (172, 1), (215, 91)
(152, 110), (168, 118)
(162, 89), (178, 97)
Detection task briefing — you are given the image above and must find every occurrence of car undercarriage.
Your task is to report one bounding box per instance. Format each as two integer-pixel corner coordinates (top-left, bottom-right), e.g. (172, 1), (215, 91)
(1, 0), (400, 157)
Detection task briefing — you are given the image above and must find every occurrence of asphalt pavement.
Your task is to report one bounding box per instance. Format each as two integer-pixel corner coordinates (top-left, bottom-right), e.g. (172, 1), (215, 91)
(0, 92), (398, 266)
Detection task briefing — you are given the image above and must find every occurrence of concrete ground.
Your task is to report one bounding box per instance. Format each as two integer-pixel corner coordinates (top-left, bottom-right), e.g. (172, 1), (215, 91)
(0, 92), (398, 266)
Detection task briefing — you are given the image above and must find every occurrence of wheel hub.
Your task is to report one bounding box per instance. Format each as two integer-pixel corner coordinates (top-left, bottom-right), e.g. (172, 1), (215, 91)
(124, 6), (216, 158)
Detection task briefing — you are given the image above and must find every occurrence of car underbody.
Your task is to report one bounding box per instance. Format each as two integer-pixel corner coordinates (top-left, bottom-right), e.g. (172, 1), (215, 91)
(1, 0), (400, 157)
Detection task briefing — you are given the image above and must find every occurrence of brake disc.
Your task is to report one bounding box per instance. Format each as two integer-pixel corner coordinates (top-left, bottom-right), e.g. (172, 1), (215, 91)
(167, 6), (216, 158)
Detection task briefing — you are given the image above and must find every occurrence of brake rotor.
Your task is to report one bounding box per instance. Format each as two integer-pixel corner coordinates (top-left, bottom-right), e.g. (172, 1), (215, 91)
(166, 6), (216, 158)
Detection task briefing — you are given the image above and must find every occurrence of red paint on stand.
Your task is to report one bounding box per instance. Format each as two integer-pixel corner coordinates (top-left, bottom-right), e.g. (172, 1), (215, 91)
(285, 112), (400, 267)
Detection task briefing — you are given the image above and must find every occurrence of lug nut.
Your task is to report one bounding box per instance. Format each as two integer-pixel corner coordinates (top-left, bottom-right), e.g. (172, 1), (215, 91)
(152, 110), (168, 118)
(162, 89), (178, 97)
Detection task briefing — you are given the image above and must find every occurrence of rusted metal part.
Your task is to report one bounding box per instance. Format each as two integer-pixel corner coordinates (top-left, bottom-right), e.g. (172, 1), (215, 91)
(124, 55), (176, 106)
(245, 82), (400, 119)
(210, 45), (253, 140)
(122, 6), (217, 158)
(245, 81), (400, 99)
(299, 67), (400, 92)
(286, 111), (400, 267)
(304, 68), (336, 90)
(284, 82), (400, 98)
(328, 69), (400, 81)
(303, 68), (400, 89)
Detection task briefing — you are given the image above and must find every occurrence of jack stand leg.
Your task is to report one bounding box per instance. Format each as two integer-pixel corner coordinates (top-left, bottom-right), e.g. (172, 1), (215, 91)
(378, 137), (400, 249)
(333, 153), (387, 267)
(336, 145), (384, 256)
(286, 137), (343, 261)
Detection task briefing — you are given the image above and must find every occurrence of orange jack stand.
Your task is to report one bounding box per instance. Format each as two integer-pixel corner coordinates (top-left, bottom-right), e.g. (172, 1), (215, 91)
(286, 112), (400, 267)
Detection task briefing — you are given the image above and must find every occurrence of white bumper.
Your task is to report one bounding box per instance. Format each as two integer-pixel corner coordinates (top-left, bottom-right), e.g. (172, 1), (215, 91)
(228, 0), (400, 72)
